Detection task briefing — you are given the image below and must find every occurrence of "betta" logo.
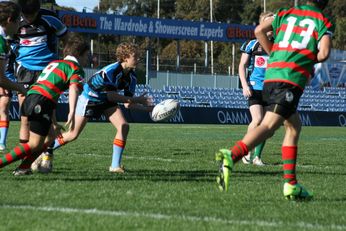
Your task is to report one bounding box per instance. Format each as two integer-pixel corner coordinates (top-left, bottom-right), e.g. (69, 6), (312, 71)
(62, 14), (97, 29)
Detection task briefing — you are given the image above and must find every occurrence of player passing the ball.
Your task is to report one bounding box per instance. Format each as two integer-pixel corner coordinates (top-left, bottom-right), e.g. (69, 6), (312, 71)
(216, 0), (333, 200)
(0, 33), (89, 174)
(33, 42), (153, 174)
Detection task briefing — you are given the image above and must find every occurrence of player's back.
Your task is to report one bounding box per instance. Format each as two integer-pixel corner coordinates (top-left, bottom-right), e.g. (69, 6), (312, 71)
(28, 59), (84, 102)
(16, 9), (67, 71)
(265, 4), (333, 89)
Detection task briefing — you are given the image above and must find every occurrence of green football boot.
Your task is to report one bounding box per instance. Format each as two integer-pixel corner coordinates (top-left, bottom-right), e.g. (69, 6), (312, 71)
(283, 183), (313, 201)
(215, 149), (233, 192)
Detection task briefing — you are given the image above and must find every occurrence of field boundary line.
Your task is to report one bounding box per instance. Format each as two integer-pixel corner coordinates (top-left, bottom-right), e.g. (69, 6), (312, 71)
(1, 204), (346, 230)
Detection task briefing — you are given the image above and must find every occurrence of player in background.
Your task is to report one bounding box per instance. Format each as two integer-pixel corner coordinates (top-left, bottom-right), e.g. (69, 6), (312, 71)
(15, 0), (67, 150)
(0, 44), (17, 151)
(33, 42), (153, 174)
(0, 1), (24, 93)
(216, 0), (333, 200)
(0, 33), (89, 175)
(238, 11), (274, 166)
(0, 1), (26, 152)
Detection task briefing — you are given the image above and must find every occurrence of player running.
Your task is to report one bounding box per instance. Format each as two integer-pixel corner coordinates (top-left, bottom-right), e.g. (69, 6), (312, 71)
(33, 42), (153, 174)
(0, 34), (89, 175)
(216, 0), (333, 200)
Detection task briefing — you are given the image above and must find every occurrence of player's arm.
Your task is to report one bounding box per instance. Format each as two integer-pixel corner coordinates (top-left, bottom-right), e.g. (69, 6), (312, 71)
(0, 59), (26, 94)
(316, 34), (332, 63)
(65, 84), (80, 130)
(238, 53), (252, 98)
(125, 103), (154, 112)
(254, 17), (274, 55)
(106, 91), (152, 106)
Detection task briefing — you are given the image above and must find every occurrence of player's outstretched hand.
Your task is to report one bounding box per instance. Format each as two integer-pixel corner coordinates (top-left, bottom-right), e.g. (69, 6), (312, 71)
(53, 122), (65, 136)
(134, 92), (153, 106)
(65, 112), (75, 131)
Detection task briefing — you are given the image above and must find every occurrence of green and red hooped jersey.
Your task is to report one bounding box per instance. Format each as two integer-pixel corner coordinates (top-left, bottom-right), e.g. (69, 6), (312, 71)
(0, 35), (9, 61)
(27, 58), (85, 103)
(265, 5), (334, 90)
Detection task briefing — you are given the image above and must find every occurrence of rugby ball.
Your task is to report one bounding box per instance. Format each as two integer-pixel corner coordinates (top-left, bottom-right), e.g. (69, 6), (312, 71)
(151, 99), (180, 122)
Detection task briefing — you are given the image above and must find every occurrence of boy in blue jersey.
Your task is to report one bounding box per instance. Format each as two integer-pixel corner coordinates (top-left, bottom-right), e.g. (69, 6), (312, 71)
(34, 42), (153, 174)
(238, 12), (274, 166)
(15, 0), (67, 146)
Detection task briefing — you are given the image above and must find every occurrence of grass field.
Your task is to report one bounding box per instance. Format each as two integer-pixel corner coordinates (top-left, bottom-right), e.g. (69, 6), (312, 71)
(0, 122), (346, 231)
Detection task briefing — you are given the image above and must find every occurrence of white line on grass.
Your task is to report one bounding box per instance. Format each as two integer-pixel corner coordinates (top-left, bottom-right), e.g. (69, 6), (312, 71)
(1, 204), (346, 230)
(80, 153), (192, 163)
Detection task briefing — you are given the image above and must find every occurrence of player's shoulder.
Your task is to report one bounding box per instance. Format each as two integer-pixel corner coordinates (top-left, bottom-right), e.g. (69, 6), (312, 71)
(240, 39), (257, 53)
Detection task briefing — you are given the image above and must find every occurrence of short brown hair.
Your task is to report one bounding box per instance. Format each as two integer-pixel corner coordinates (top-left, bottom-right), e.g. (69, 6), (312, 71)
(0, 1), (21, 25)
(17, 0), (40, 15)
(116, 42), (138, 62)
(259, 11), (274, 24)
(63, 33), (89, 58)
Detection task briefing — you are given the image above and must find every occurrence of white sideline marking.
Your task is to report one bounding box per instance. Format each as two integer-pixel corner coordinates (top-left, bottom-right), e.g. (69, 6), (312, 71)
(80, 153), (191, 163)
(1, 204), (346, 230)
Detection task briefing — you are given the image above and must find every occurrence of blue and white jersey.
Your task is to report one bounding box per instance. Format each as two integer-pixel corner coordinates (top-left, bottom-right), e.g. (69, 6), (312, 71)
(16, 9), (67, 71)
(240, 39), (269, 91)
(82, 62), (137, 103)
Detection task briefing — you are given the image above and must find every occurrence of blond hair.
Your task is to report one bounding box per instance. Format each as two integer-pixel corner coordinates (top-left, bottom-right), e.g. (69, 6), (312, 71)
(116, 42), (139, 63)
(259, 11), (274, 23)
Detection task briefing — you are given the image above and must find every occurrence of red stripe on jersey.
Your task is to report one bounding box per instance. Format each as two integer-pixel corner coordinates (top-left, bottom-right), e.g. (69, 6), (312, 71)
(30, 86), (54, 101)
(39, 80), (63, 94)
(277, 9), (332, 27)
(70, 74), (83, 82)
(264, 79), (304, 91)
(267, 62), (310, 79)
(52, 68), (67, 82)
(277, 24), (318, 40)
(271, 44), (317, 61)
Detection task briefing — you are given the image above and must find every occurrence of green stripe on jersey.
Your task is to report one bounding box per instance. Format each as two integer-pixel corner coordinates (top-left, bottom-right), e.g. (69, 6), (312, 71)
(27, 60), (84, 102)
(266, 5), (334, 89)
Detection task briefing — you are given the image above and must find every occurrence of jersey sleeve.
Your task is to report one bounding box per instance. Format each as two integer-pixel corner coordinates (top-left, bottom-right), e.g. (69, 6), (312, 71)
(69, 68), (85, 90)
(240, 40), (254, 54)
(0, 37), (7, 60)
(124, 72), (137, 97)
(43, 15), (68, 37)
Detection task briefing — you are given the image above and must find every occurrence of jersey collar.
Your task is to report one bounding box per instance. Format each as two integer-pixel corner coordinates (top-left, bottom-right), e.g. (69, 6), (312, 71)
(64, 55), (79, 64)
(0, 26), (7, 38)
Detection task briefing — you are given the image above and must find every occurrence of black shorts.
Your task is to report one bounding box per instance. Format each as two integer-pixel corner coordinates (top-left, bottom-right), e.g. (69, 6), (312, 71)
(248, 90), (265, 107)
(21, 94), (56, 136)
(262, 82), (303, 119)
(16, 65), (42, 90)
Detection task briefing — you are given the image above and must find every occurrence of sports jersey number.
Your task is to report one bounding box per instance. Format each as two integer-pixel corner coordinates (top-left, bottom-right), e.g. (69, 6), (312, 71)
(279, 16), (316, 49)
(37, 62), (59, 82)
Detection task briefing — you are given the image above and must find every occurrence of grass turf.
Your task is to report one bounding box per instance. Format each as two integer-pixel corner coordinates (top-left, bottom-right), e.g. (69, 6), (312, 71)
(0, 122), (346, 231)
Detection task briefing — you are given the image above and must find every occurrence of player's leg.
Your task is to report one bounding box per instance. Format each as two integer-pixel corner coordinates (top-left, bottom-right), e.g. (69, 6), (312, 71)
(18, 94), (30, 144)
(242, 103), (264, 164)
(281, 113), (312, 200)
(52, 115), (89, 150)
(216, 111), (283, 191)
(105, 106), (129, 173)
(249, 104), (266, 165)
(0, 89), (11, 151)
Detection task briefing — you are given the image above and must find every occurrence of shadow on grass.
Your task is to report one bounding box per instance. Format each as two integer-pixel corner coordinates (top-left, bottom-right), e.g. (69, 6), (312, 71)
(1, 168), (287, 183)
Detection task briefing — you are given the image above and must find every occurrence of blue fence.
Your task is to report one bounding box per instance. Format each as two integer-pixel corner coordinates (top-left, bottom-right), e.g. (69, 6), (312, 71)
(8, 102), (346, 127)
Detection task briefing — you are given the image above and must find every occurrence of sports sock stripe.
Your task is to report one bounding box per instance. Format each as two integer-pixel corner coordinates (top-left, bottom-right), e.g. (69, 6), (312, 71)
(230, 141), (249, 163)
(0, 143), (31, 168)
(282, 146), (297, 185)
